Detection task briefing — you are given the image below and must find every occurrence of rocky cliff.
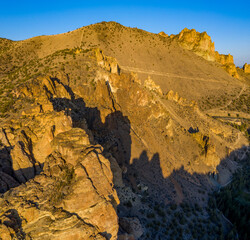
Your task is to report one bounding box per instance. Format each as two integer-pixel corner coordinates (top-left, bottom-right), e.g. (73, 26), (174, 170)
(171, 28), (239, 78)
(0, 74), (119, 239)
(0, 22), (249, 240)
(243, 63), (250, 73)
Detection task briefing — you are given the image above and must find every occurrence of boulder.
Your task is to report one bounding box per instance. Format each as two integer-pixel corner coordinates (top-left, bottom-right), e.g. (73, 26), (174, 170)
(119, 217), (143, 240)
(0, 128), (119, 239)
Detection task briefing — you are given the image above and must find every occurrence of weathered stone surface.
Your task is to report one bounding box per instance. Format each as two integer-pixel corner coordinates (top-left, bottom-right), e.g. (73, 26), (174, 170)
(158, 31), (168, 37)
(144, 76), (163, 95)
(96, 49), (120, 74)
(0, 39), (248, 240)
(0, 171), (19, 193)
(175, 28), (215, 61)
(1, 112), (72, 184)
(0, 128), (119, 239)
(0, 73), (120, 239)
(243, 63), (250, 73)
(173, 28), (239, 77)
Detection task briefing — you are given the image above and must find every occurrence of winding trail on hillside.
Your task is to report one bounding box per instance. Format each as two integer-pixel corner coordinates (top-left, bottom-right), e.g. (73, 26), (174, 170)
(161, 100), (190, 130)
(121, 65), (247, 119)
(224, 84), (246, 108)
(156, 94), (239, 149)
(195, 108), (244, 149)
(205, 84), (247, 115)
(121, 65), (229, 83)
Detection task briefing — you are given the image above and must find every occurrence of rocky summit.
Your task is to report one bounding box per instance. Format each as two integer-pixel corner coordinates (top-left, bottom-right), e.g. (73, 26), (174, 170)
(0, 22), (249, 240)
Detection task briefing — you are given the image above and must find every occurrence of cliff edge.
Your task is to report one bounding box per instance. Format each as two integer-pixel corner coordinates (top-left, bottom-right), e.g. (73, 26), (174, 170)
(170, 28), (239, 78)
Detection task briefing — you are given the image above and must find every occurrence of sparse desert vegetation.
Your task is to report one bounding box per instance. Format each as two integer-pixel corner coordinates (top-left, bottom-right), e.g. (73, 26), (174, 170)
(0, 22), (249, 240)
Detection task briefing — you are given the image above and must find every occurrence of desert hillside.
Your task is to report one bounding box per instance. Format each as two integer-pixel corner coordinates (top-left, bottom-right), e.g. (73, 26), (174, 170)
(0, 22), (249, 240)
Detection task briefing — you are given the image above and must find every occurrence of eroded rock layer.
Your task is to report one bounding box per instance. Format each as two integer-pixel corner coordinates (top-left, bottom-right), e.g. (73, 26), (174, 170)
(171, 28), (239, 78)
(0, 23), (249, 239)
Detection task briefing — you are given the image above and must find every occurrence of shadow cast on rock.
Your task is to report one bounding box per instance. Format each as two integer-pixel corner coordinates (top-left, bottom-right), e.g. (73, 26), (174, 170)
(0, 209), (26, 239)
(50, 77), (131, 168)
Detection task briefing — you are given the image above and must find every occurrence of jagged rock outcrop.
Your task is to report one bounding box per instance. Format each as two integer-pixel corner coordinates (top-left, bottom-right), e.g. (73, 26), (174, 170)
(172, 28), (239, 78)
(190, 131), (220, 168)
(0, 128), (119, 239)
(0, 45), (248, 239)
(96, 49), (120, 74)
(144, 76), (163, 95)
(165, 90), (195, 107)
(214, 52), (238, 77)
(158, 31), (168, 37)
(173, 28), (216, 62)
(1, 111), (72, 183)
(243, 63), (250, 73)
(166, 90), (180, 102)
(0, 74), (119, 239)
(0, 91), (72, 184)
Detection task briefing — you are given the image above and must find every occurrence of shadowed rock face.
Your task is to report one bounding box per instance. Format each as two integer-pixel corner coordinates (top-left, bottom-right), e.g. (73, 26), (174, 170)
(0, 74), (120, 239)
(0, 128), (119, 239)
(0, 61), (247, 239)
(0, 24), (249, 239)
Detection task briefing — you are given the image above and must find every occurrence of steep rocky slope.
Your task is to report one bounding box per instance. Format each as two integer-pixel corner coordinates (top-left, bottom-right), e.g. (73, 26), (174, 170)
(1, 22), (249, 112)
(0, 22), (249, 239)
(243, 63), (250, 73)
(0, 73), (119, 239)
(171, 28), (239, 78)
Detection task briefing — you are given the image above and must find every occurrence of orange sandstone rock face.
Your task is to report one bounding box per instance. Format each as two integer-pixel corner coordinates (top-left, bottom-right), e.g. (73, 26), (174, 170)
(176, 28), (216, 61)
(144, 76), (163, 95)
(96, 48), (120, 74)
(158, 31), (168, 37)
(0, 129), (119, 239)
(172, 28), (239, 78)
(0, 75), (119, 239)
(243, 63), (250, 73)
(215, 52), (234, 65)
(0, 46), (247, 239)
(215, 52), (239, 78)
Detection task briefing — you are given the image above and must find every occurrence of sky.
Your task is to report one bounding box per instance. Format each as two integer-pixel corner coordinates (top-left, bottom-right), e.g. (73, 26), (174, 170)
(1, 1), (250, 66)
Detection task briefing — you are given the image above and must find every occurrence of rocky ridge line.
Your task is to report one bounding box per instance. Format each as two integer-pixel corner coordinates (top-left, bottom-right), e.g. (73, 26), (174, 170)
(0, 48), (248, 240)
(167, 28), (239, 78)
